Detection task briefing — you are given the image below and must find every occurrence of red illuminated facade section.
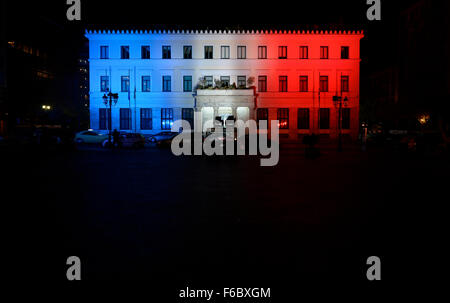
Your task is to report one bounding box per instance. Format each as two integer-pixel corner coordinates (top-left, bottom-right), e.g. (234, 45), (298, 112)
(251, 31), (364, 140)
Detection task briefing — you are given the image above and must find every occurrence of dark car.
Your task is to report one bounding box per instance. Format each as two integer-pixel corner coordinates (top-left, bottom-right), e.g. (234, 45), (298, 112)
(114, 133), (146, 148)
(147, 131), (179, 143)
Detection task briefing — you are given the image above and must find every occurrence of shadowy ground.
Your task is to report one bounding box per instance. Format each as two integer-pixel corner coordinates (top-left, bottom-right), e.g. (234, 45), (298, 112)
(2, 143), (447, 293)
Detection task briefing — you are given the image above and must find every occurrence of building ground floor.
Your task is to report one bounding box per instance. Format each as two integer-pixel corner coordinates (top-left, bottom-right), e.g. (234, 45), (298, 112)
(90, 105), (359, 141)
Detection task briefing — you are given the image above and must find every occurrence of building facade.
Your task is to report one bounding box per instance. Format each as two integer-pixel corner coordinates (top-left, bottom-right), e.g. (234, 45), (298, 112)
(86, 29), (363, 139)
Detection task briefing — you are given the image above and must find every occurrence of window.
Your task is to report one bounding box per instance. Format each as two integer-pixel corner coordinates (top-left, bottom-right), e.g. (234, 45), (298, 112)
(183, 46), (192, 59)
(237, 46), (246, 59)
(237, 76), (246, 88)
(162, 46), (171, 59)
(278, 46), (287, 59)
(204, 46), (213, 59)
(120, 108), (131, 130)
(140, 108), (152, 130)
(99, 108), (110, 130)
(161, 108), (174, 130)
(319, 76), (328, 92)
(279, 76), (288, 92)
(341, 46), (349, 59)
(162, 76), (171, 92)
(142, 76), (151, 92)
(204, 76), (213, 88)
(100, 46), (109, 59)
(257, 108), (269, 127)
(182, 108), (194, 129)
(258, 76), (267, 92)
(341, 75), (349, 92)
(320, 46), (329, 59)
(299, 76), (308, 92)
(298, 108), (310, 129)
(277, 108), (289, 129)
(220, 76), (230, 87)
(183, 76), (192, 92)
(258, 46), (267, 59)
(121, 76), (130, 92)
(121, 46), (129, 59)
(319, 108), (330, 129)
(100, 76), (109, 92)
(141, 46), (150, 59)
(299, 46), (308, 59)
(221, 46), (230, 59)
(342, 108), (350, 129)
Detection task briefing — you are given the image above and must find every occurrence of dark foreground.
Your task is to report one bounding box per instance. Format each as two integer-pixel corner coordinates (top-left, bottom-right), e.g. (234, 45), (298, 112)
(3, 143), (448, 293)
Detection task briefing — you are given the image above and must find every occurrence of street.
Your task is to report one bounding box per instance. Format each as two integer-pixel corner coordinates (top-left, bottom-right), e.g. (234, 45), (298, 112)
(3, 143), (448, 287)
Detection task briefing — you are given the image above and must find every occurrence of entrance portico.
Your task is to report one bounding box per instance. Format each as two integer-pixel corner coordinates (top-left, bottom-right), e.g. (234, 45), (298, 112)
(196, 89), (255, 129)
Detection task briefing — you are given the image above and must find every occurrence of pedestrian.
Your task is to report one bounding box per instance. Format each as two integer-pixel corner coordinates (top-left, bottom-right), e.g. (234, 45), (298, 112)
(112, 129), (120, 148)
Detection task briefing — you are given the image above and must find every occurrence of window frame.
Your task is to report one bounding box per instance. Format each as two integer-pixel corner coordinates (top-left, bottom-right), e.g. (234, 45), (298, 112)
(299, 76), (308, 92)
(258, 46), (267, 59)
(341, 46), (349, 59)
(341, 75), (349, 92)
(162, 45), (171, 59)
(161, 108), (174, 130)
(100, 45), (109, 59)
(121, 75), (130, 92)
(279, 75), (288, 92)
(183, 75), (193, 92)
(100, 75), (109, 92)
(298, 108), (310, 129)
(277, 108), (289, 129)
(299, 46), (308, 59)
(237, 76), (246, 88)
(120, 46), (130, 59)
(258, 75), (267, 92)
(120, 108), (131, 130)
(319, 75), (329, 92)
(162, 76), (171, 92)
(221, 45), (230, 59)
(278, 46), (287, 59)
(257, 108), (269, 128)
(319, 108), (330, 129)
(141, 45), (150, 59)
(204, 45), (213, 59)
(237, 45), (246, 59)
(183, 45), (192, 59)
(140, 108), (153, 130)
(99, 108), (110, 130)
(142, 76), (151, 92)
(320, 46), (329, 59)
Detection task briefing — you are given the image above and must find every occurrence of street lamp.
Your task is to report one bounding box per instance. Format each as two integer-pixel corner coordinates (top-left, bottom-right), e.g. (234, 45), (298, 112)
(333, 95), (348, 152)
(102, 90), (119, 147)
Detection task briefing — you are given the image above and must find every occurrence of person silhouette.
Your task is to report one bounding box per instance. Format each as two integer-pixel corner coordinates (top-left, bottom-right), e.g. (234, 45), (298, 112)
(112, 129), (120, 148)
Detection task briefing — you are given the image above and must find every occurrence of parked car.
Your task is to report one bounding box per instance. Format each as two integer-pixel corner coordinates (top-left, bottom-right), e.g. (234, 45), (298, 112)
(147, 132), (179, 143)
(156, 133), (179, 148)
(74, 130), (108, 145)
(111, 133), (146, 148)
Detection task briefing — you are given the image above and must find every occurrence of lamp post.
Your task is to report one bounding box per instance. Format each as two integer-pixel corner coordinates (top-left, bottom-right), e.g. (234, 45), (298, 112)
(333, 95), (348, 152)
(102, 90), (119, 147)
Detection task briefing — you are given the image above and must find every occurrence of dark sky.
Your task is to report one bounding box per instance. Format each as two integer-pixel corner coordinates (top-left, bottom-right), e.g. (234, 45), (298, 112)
(6, 0), (412, 30)
(4, 0), (420, 70)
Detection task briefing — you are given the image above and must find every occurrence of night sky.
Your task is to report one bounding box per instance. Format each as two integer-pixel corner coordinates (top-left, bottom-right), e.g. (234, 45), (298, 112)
(5, 0), (419, 70)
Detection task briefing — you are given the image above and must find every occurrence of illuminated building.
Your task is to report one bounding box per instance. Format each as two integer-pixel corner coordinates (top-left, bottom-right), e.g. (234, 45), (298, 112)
(86, 29), (363, 139)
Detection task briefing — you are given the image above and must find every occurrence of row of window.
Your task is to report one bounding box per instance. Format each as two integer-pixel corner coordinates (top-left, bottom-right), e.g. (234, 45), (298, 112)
(98, 107), (350, 131)
(100, 45), (350, 60)
(257, 108), (350, 130)
(99, 108), (188, 130)
(100, 75), (350, 93)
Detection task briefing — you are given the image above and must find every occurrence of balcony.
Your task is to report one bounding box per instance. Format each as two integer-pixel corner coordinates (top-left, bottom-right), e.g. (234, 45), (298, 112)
(196, 88), (254, 97)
